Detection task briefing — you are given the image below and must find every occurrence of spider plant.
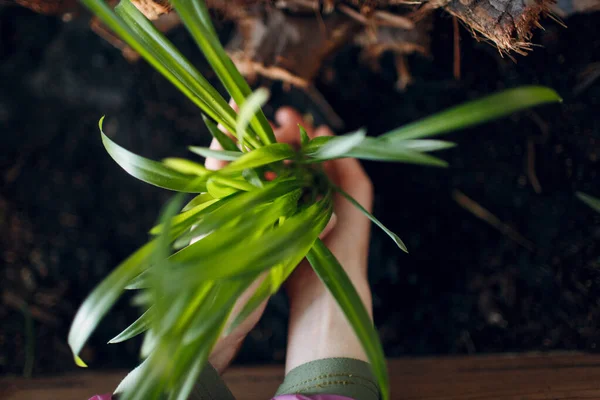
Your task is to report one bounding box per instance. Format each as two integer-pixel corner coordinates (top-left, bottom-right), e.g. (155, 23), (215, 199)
(577, 192), (600, 213)
(68, 0), (561, 399)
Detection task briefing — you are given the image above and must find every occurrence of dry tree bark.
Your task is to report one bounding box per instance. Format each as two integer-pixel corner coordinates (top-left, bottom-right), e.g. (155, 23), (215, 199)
(439, 0), (556, 55)
(8, 0), (595, 59)
(5, 0), (569, 63)
(201, 0), (558, 81)
(215, 1), (432, 91)
(7, 0), (594, 100)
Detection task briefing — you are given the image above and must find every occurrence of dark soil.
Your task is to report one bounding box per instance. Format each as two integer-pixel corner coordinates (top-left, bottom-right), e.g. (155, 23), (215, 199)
(1, 6), (599, 377)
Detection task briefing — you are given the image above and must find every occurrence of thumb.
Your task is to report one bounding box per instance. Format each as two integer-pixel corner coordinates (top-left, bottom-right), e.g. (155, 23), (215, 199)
(319, 212), (337, 239)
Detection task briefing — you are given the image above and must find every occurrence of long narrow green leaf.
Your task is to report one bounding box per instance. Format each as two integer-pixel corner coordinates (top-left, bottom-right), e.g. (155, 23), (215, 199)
(130, 290), (152, 306)
(101, 120), (207, 192)
(125, 290), (217, 400)
(119, 343), (164, 400)
(344, 138), (449, 167)
(299, 124), (310, 146)
(224, 192), (304, 333)
(207, 178), (240, 198)
(168, 352), (206, 400)
(114, 356), (151, 396)
(387, 139), (457, 152)
(182, 278), (254, 344)
(207, 176), (255, 198)
(168, 195), (332, 285)
(302, 135), (332, 154)
(148, 193), (187, 326)
(227, 279), (272, 336)
(111, 0), (238, 133)
(177, 179), (302, 242)
(304, 135), (449, 166)
(236, 88), (270, 147)
(171, 0), (276, 145)
(242, 168), (264, 188)
(131, 195), (205, 291)
(202, 114), (239, 152)
(128, 280), (232, 399)
(189, 146), (242, 161)
(211, 175), (255, 192)
(182, 193), (214, 212)
(170, 201), (293, 275)
(168, 284), (216, 335)
(307, 239), (389, 400)
(227, 255), (300, 335)
(153, 288), (209, 339)
(119, 195), (197, 400)
(381, 86), (562, 140)
(306, 129), (366, 160)
(150, 197), (223, 235)
(125, 270), (150, 290)
(221, 143), (295, 174)
(162, 158), (208, 176)
(576, 192), (600, 213)
(109, 307), (153, 344)
(165, 298), (235, 400)
(68, 240), (156, 367)
(335, 186), (408, 253)
(166, 335), (215, 400)
(141, 327), (156, 358)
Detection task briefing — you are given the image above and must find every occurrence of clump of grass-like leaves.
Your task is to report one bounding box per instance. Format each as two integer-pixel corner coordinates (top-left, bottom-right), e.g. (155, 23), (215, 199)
(577, 192), (600, 213)
(68, 1), (561, 399)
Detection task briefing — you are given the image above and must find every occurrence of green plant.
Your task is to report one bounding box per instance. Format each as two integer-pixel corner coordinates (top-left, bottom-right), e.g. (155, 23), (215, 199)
(577, 192), (600, 213)
(68, 1), (561, 399)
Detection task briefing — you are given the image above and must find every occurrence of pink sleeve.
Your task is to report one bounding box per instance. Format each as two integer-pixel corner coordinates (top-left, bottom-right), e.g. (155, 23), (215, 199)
(88, 394), (355, 400)
(273, 395), (355, 400)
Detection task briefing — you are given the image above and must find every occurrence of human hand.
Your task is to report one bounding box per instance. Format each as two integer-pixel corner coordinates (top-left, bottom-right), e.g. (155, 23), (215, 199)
(203, 104), (373, 374)
(272, 108), (374, 372)
(202, 104), (338, 373)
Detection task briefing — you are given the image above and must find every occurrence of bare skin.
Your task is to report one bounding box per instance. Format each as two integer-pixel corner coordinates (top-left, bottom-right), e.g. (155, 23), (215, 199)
(204, 105), (374, 374)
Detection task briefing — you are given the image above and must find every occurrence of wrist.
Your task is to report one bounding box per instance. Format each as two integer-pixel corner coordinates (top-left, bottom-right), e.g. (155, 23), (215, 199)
(289, 277), (372, 320)
(285, 273), (373, 373)
(208, 334), (244, 374)
(287, 263), (370, 305)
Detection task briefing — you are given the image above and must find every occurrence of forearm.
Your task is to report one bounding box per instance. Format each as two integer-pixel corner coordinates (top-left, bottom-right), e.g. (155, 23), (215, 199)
(285, 269), (373, 373)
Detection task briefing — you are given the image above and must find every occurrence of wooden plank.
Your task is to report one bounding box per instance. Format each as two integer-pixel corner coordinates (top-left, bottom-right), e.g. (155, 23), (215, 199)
(3, 353), (600, 400)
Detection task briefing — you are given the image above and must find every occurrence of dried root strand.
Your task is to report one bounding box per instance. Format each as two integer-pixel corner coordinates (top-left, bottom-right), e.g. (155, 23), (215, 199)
(130, 0), (171, 20)
(227, 6), (360, 87)
(355, 15), (432, 60)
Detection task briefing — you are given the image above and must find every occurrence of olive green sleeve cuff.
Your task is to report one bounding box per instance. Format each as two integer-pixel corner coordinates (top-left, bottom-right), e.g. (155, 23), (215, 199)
(189, 363), (237, 400)
(275, 358), (380, 400)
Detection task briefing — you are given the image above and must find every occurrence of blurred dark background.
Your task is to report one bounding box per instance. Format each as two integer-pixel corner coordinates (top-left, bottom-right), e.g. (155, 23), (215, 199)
(1, 5), (599, 377)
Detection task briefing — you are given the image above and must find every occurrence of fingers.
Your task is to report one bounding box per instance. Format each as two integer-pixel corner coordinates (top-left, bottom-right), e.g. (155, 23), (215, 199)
(312, 124), (372, 272)
(216, 98), (240, 131)
(207, 99), (238, 170)
(275, 107), (316, 147)
(276, 107), (314, 136)
(274, 121), (301, 147)
(207, 104), (304, 172)
(204, 138), (228, 171)
(315, 125), (373, 211)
